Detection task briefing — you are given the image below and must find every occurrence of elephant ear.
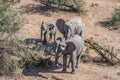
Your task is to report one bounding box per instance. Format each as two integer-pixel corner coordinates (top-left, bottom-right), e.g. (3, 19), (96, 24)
(64, 24), (69, 32)
(48, 24), (54, 31)
(66, 42), (76, 52)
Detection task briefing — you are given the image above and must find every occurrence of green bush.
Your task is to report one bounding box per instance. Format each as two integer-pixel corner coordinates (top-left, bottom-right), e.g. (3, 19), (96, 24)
(20, 49), (44, 68)
(3, 0), (20, 3)
(40, 0), (85, 13)
(112, 7), (120, 29)
(0, 39), (23, 75)
(0, 39), (44, 75)
(0, 0), (25, 34)
(73, 0), (85, 13)
(0, 0), (45, 75)
(0, 53), (20, 75)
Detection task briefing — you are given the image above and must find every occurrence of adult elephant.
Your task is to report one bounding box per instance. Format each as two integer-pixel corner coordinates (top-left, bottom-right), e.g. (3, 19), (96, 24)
(55, 35), (84, 74)
(63, 16), (85, 40)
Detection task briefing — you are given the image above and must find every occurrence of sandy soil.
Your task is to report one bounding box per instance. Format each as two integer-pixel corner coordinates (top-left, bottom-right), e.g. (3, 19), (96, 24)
(0, 0), (120, 80)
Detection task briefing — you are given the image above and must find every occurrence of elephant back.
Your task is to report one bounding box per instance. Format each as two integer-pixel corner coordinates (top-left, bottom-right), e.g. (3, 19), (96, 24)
(70, 35), (84, 49)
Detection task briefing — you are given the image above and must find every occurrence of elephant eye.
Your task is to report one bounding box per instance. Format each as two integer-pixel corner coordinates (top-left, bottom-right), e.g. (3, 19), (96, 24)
(61, 45), (65, 47)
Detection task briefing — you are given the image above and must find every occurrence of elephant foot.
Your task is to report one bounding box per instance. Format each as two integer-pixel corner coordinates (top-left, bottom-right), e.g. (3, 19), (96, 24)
(67, 65), (69, 68)
(49, 40), (52, 43)
(75, 65), (80, 68)
(67, 65), (70, 68)
(42, 40), (47, 45)
(61, 69), (67, 73)
(71, 70), (75, 74)
(55, 64), (62, 68)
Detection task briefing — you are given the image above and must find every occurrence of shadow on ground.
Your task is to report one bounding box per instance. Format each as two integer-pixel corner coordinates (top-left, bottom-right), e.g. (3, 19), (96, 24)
(97, 18), (117, 30)
(22, 67), (49, 79)
(99, 20), (113, 28)
(20, 3), (76, 17)
(22, 38), (64, 79)
(22, 61), (63, 79)
(24, 38), (46, 50)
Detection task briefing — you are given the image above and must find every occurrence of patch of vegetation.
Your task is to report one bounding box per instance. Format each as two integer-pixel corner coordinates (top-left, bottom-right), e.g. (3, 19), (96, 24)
(72, 0), (85, 13)
(20, 49), (44, 68)
(0, 1), (53, 75)
(112, 7), (120, 30)
(3, 0), (20, 3)
(0, 39), (44, 75)
(85, 39), (120, 65)
(0, 0), (25, 34)
(81, 54), (92, 63)
(39, 0), (86, 13)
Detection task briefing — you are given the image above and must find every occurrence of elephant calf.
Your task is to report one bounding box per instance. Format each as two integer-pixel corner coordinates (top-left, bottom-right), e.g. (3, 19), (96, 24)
(64, 16), (85, 39)
(55, 35), (84, 74)
(41, 21), (57, 44)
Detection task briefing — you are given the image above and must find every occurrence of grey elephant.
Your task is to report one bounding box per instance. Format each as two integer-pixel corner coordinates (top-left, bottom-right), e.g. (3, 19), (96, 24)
(63, 16), (85, 40)
(44, 37), (63, 56)
(41, 21), (57, 44)
(55, 35), (84, 74)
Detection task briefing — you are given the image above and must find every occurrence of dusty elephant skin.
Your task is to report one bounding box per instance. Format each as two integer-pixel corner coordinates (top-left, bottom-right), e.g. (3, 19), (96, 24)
(64, 16), (85, 39)
(55, 35), (84, 74)
(40, 21), (57, 44)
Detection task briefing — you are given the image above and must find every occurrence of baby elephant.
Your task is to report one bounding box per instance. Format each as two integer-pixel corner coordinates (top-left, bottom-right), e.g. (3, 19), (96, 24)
(41, 21), (57, 44)
(55, 35), (84, 74)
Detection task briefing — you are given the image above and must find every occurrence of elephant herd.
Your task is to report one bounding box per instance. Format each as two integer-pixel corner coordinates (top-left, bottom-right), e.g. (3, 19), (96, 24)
(40, 16), (85, 74)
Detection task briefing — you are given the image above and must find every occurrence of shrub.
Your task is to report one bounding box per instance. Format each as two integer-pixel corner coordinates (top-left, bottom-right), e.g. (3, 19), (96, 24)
(112, 7), (120, 30)
(0, 39), (24, 75)
(0, 39), (44, 75)
(0, 0), (25, 34)
(39, 0), (85, 13)
(3, 0), (20, 3)
(72, 0), (85, 13)
(20, 49), (44, 68)
(0, 52), (20, 75)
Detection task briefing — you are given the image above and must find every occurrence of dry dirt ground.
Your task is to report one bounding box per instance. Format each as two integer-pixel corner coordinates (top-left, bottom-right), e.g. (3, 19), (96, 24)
(0, 0), (120, 80)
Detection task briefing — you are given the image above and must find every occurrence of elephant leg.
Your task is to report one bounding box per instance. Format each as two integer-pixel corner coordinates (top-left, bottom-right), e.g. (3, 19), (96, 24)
(41, 30), (42, 40)
(62, 54), (67, 72)
(76, 54), (81, 68)
(67, 56), (71, 68)
(43, 31), (47, 44)
(49, 33), (52, 42)
(54, 33), (56, 42)
(76, 49), (83, 68)
(71, 52), (76, 74)
(41, 30), (45, 41)
(55, 54), (59, 67)
(41, 31), (47, 44)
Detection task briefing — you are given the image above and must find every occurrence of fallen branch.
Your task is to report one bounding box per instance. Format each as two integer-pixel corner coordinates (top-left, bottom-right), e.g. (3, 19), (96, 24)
(85, 39), (120, 65)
